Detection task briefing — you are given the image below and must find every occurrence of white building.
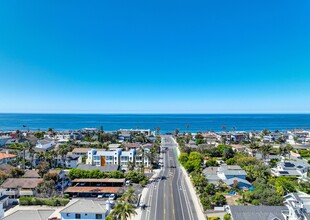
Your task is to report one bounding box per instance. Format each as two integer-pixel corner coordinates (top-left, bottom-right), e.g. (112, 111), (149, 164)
(135, 148), (150, 167)
(120, 149), (135, 168)
(284, 192), (310, 220)
(86, 148), (136, 170)
(56, 154), (82, 168)
(35, 139), (55, 151)
(60, 199), (110, 220)
(271, 158), (309, 177)
(87, 149), (121, 166)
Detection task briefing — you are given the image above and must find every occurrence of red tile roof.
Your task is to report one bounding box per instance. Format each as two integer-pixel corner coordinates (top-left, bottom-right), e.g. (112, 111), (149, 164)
(65, 186), (120, 194)
(0, 152), (16, 160)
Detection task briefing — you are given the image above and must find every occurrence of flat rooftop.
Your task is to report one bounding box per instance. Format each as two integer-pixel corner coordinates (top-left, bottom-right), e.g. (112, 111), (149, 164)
(65, 186), (120, 194)
(72, 178), (125, 183)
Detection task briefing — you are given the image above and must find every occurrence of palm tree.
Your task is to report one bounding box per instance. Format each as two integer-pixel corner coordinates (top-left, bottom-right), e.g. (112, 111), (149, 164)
(45, 150), (57, 168)
(121, 187), (136, 203)
(126, 161), (135, 171)
(57, 144), (70, 197)
(111, 202), (137, 220)
(155, 127), (160, 135)
(27, 142), (35, 169)
(174, 128), (180, 136)
(261, 144), (272, 159)
(37, 151), (45, 162)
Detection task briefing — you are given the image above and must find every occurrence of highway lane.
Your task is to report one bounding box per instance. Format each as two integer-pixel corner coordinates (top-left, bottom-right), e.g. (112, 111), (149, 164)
(141, 135), (199, 220)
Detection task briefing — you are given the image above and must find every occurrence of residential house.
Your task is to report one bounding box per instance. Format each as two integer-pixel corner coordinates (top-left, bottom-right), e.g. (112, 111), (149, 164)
(284, 192), (310, 220)
(202, 167), (221, 185)
(60, 199), (110, 220)
(1, 178), (43, 198)
(0, 137), (11, 147)
(226, 205), (288, 220)
(56, 153), (82, 168)
(0, 164), (15, 173)
(120, 149), (135, 169)
(0, 189), (9, 209)
(231, 144), (247, 152)
(230, 133), (246, 144)
(108, 144), (122, 151)
(123, 143), (141, 150)
(203, 165), (251, 189)
(0, 152), (16, 165)
(35, 139), (55, 151)
(135, 147), (150, 167)
(23, 170), (40, 178)
(2, 209), (56, 220)
(271, 158), (309, 177)
(187, 140), (198, 150)
(71, 148), (93, 156)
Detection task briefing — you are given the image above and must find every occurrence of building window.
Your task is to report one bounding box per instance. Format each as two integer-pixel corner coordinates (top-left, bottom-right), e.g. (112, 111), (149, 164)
(96, 214), (103, 219)
(75, 213), (81, 219)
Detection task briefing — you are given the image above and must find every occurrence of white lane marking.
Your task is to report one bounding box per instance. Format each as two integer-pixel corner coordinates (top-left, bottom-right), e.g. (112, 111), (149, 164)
(176, 164), (185, 220)
(181, 173), (194, 220)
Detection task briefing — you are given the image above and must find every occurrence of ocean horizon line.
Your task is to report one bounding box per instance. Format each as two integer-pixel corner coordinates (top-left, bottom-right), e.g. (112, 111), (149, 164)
(0, 112), (310, 115)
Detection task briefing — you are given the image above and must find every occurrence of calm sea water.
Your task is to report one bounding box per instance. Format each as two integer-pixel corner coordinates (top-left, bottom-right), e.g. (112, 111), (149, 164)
(0, 114), (309, 132)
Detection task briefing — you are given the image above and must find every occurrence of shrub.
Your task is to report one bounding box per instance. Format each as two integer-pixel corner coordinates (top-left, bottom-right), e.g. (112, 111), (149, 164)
(208, 217), (220, 220)
(19, 197), (69, 206)
(224, 213), (232, 220)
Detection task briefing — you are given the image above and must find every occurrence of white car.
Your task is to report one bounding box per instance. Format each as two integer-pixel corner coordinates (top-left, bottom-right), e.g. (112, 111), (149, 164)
(97, 194), (103, 198)
(109, 194), (116, 201)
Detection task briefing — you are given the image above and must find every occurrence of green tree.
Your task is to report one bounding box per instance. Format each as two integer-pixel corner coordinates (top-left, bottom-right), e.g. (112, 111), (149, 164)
(226, 158), (237, 165)
(200, 196), (212, 210)
(212, 194), (226, 206)
(204, 183), (216, 196)
(37, 179), (56, 198)
(205, 158), (218, 167)
(126, 161), (135, 171)
(37, 161), (50, 177)
(10, 168), (25, 178)
(261, 144), (272, 159)
(223, 146), (234, 159)
(178, 153), (189, 165)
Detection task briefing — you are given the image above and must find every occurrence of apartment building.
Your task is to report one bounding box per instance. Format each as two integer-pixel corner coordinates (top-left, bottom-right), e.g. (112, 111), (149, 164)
(86, 148), (136, 169)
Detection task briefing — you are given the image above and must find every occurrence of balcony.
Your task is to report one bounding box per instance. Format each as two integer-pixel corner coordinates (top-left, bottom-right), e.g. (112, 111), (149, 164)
(5, 190), (18, 196)
(19, 190), (34, 196)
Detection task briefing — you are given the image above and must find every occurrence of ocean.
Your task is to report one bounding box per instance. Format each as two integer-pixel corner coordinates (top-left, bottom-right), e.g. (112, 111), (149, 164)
(0, 114), (309, 133)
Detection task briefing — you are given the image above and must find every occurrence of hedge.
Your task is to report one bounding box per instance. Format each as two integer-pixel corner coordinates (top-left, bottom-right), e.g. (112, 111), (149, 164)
(19, 197), (69, 206)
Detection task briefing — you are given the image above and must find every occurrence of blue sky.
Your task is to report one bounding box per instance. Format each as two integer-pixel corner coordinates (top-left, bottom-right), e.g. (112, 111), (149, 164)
(0, 0), (309, 113)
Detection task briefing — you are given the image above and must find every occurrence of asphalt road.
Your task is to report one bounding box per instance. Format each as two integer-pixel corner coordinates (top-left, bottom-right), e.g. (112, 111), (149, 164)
(141, 135), (199, 220)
